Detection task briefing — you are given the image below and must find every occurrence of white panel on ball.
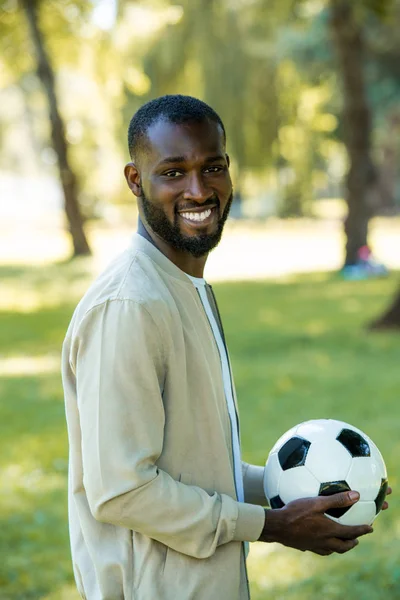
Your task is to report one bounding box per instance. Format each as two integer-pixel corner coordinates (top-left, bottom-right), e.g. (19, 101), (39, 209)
(370, 443), (387, 479)
(263, 452), (282, 500)
(296, 419), (342, 443)
(270, 425), (299, 454)
(279, 467), (320, 505)
(329, 501), (377, 526)
(346, 458), (383, 502)
(305, 439), (352, 483)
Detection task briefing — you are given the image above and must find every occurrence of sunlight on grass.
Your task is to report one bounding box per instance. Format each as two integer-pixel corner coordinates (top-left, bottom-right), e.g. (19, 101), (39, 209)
(0, 354), (60, 376)
(259, 308), (284, 325)
(0, 261), (92, 312)
(247, 542), (319, 591)
(342, 298), (362, 313)
(43, 584), (81, 600)
(1, 463), (65, 515)
(304, 320), (329, 335)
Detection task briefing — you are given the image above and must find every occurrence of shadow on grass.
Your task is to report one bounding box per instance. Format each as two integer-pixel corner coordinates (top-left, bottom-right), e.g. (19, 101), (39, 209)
(0, 303), (77, 356)
(0, 372), (72, 598)
(0, 374), (68, 466)
(0, 487), (74, 599)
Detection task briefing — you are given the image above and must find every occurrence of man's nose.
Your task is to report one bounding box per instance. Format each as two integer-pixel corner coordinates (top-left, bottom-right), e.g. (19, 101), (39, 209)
(183, 172), (212, 203)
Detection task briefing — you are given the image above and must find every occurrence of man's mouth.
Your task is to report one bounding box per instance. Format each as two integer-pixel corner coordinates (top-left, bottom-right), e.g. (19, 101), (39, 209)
(180, 208), (212, 222)
(177, 205), (218, 228)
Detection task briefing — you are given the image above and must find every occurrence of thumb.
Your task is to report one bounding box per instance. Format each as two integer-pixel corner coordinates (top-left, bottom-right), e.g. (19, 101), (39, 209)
(317, 490), (360, 512)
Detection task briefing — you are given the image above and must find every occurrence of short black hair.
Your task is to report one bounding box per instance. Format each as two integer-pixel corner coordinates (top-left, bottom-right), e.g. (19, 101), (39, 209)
(127, 94), (226, 161)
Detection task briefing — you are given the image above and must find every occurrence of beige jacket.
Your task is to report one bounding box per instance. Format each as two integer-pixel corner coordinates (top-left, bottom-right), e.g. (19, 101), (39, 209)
(62, 233), (267, 600)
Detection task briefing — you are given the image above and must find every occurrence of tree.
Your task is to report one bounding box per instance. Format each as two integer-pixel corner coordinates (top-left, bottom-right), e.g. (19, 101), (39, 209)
(21, 0), (91, 257)
(328, 0), (400, 328)
(280, 0), (400, 249)
(329, 0), (378, 266)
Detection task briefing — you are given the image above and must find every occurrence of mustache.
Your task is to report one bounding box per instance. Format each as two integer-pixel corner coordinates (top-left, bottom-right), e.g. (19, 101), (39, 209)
(175, 196), (220, 213)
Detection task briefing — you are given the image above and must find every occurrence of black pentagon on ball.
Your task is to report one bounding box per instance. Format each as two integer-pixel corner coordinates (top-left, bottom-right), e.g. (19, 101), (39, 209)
(375, 478), (388, 514)
(319, 480), (351, 518)
(278, 436), (311, 470)
(269, 495), (285, 509)
(336, 428), (370, 458)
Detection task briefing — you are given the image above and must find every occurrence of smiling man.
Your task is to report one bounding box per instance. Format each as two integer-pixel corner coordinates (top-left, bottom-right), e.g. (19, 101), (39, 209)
(126, 99), (233, 268)
(62, 95), (387, 600)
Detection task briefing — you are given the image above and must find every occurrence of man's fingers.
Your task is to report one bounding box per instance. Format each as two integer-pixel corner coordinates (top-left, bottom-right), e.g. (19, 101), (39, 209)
(334, 524), (373, 540)
(317, 487), (391, 514)
(317, 486), (391, 515)
(317, 490), (360, 512)
(329, 538), (359, 554)
(381, 485), (391, 509)
(313, 548), (333, 556)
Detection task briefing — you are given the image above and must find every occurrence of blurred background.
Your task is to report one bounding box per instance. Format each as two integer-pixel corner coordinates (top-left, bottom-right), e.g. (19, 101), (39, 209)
(1, 0), (399, 598)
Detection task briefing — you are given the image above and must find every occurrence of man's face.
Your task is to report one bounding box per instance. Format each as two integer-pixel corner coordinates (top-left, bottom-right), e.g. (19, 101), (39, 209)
(136, 118), (233, 258)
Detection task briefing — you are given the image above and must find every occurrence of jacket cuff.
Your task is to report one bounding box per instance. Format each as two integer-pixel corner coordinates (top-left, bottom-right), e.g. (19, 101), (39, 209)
(243, 463), (268, 506)
(233, 502), (265, 542)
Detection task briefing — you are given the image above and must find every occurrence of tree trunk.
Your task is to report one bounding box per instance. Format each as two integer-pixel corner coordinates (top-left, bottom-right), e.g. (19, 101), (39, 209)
(369, 286), (400, 330)
(376, 113), (400, 215)
(21, 0), (91, 257)
(329, 0), (378, 266)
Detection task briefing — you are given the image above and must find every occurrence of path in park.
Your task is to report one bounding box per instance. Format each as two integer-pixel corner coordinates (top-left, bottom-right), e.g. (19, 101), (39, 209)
(1, 217), (399, 281)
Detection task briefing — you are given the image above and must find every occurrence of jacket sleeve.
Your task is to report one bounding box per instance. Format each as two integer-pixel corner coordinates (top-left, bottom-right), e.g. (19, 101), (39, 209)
(71, 299), (265, 559)
(242, 462), (269, 506)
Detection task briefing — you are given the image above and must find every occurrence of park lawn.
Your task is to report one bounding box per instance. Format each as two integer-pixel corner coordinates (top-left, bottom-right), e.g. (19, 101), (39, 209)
(0, 262), (399, 599)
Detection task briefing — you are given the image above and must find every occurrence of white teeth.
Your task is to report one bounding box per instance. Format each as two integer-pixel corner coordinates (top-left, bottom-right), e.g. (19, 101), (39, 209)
(181, 209), (212, 222)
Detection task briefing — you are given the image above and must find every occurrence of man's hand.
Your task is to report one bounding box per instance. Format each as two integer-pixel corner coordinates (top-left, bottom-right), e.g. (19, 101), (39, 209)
(381, 485), (392, 511)
(258, 491), (373, 556)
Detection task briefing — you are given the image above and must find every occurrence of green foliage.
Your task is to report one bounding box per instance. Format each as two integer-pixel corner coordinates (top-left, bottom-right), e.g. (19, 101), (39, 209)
(141, 0), (279, 172)
(0, 261), (398, 598)
(0, 0), (126, 208)
(2, 0), (400, 217)
(360, 0), (395, 20)
(0, 0), (93, 83)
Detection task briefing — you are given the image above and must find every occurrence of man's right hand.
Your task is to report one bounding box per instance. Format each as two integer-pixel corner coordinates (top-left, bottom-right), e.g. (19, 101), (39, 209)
(258, 490), (373, 556)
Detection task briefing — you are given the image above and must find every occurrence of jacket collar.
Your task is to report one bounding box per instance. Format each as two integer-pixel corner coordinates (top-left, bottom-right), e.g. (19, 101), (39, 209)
(131, 229), (193, 285)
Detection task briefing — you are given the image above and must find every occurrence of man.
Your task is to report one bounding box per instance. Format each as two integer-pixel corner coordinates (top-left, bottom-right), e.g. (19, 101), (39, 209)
(62, 95), (389, 600)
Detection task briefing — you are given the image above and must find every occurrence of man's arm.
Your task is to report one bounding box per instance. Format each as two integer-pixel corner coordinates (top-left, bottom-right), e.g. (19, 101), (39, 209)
(70, 299), (265, 559)
(242, 462), (268, 506)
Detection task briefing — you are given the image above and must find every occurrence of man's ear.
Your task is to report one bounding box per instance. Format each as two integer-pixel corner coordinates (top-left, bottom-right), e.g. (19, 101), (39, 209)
(225, 153), (230, 168)
(124, 162), (142, 197)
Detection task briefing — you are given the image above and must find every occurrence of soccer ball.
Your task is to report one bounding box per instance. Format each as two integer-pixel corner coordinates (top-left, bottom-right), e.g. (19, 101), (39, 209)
(264, 419), (388, 526)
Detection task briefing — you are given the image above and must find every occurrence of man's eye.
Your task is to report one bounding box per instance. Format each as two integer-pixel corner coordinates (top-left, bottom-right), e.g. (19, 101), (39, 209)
(204, 166), (223, 173)
(163, 170), (182, 178)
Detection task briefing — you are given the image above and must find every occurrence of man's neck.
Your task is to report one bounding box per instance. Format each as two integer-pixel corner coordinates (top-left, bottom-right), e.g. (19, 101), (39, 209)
(137, 218), (208, 278)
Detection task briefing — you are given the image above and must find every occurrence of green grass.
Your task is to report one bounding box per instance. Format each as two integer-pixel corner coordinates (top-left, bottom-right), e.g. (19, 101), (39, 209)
(0, 263), (399, 599)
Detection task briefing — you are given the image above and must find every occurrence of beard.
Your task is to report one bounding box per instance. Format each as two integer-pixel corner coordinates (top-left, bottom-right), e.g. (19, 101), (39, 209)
(140, 190), (233, 258)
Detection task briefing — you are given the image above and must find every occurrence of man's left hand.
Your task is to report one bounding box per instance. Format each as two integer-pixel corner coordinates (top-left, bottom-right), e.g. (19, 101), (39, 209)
(381, 486), (392, 511)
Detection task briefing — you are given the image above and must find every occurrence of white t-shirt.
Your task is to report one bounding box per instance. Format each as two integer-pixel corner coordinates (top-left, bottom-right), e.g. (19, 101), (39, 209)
(187, 274), (244, 503)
